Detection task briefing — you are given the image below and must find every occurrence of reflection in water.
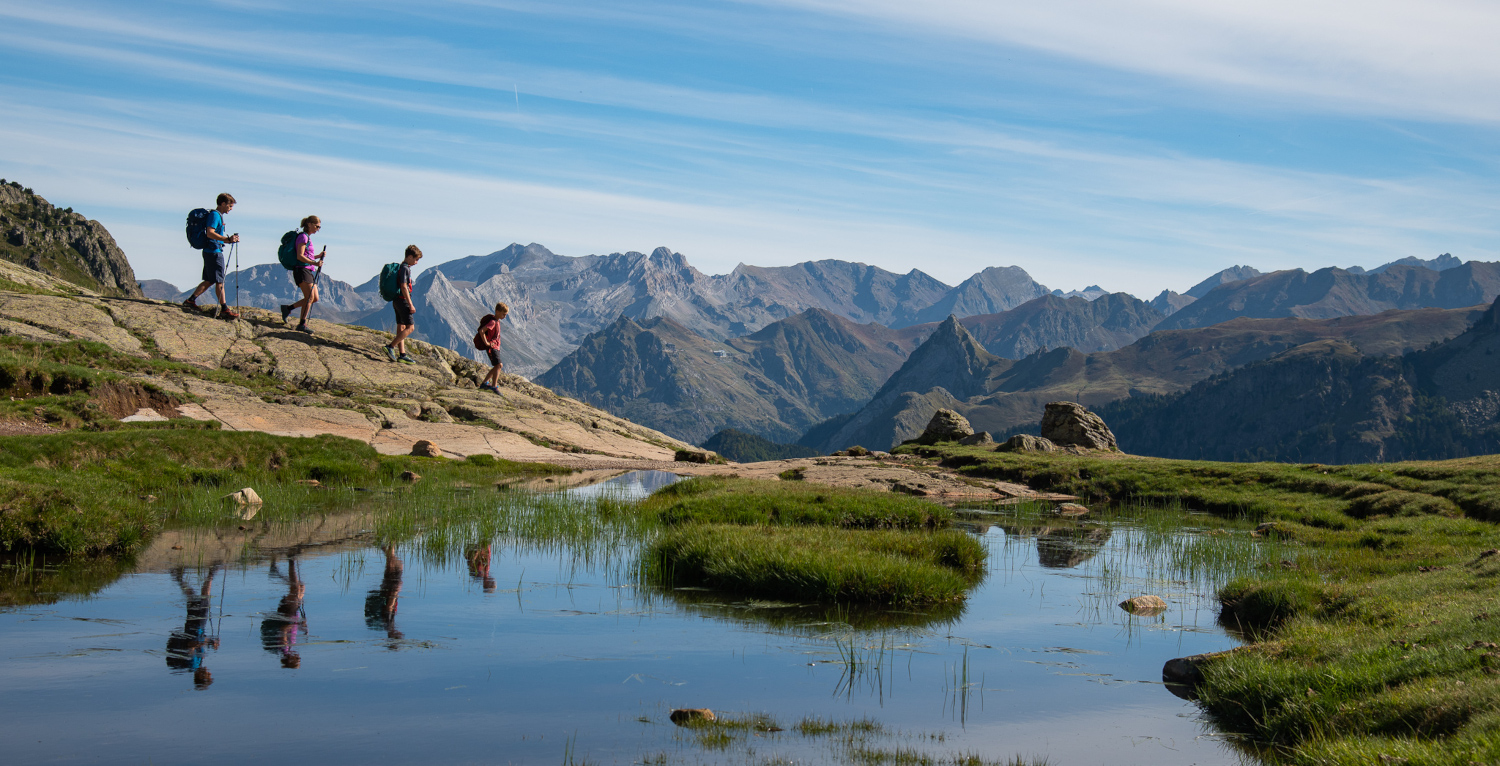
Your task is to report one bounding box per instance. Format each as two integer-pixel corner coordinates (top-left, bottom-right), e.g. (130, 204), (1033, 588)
(650, 586), (966, 634)
(164, 566), (220, 689)
(1036, 526), (1111, 569)
(260, 556), (308, 669)
(363, 545), (404, 645)
(465, 544), (496, 593)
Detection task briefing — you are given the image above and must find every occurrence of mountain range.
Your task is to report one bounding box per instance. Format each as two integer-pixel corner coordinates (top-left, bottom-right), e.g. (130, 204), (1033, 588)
(1096, 294), (1500, 463)
(803, 304), (1488, 452)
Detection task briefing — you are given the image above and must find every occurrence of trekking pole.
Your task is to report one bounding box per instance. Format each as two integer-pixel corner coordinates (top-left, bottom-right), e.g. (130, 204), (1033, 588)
(233, 241), (240, 314)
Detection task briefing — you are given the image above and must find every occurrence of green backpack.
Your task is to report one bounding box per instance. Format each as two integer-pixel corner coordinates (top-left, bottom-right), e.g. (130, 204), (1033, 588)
(378, 263), (403, 302)
(276, 231), (300, 270)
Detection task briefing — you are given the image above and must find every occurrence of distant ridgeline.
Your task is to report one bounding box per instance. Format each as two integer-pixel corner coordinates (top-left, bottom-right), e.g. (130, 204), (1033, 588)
(1093, 295), (1500, 464)
(700, 428), (818, 463)
(0, 181), (140, 297)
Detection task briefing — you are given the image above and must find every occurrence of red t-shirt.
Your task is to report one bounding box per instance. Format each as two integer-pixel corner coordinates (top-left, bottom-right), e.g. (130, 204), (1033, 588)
(479, 317), (501, 349)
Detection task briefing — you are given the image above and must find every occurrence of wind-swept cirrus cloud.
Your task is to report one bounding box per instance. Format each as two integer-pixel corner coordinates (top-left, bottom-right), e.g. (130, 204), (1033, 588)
(762, 0), (1500, 123)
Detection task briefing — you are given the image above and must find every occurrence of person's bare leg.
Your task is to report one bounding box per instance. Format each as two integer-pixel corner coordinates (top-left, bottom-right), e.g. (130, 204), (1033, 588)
(295, 283), (315, 324)
(391, 324), (414, 355)
(188, 280), (212, 301)
(485, 363), (502, 386)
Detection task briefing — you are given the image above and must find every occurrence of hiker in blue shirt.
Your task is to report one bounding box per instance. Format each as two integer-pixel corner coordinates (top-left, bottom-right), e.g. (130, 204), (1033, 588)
(183, 193), (241, 319)
(383, 245), (422, 364)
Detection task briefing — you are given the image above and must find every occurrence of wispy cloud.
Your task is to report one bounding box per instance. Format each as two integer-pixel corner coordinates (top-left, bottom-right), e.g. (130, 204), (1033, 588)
(0, 0), (1496, 298)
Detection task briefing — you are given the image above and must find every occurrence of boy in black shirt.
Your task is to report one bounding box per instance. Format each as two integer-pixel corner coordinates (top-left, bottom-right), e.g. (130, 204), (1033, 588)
(384, 245), (421, 364)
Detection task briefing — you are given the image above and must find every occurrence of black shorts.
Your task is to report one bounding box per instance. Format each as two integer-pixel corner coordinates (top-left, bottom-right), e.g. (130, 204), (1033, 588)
(485, 347), (500, 367)
(201, 251), (226, 284)
(393, 301), (414, 326)
(293, 269), (317, 286)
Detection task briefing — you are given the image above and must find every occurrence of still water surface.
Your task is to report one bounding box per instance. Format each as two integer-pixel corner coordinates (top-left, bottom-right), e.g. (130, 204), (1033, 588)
(1, 472), (1257, 765)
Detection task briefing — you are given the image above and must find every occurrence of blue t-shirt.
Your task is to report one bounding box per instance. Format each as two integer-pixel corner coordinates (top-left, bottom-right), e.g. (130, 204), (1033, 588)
(204, 210), (226, 254)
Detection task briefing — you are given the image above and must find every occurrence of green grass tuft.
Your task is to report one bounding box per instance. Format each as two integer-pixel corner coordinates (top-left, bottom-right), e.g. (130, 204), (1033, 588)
(640, 477), (952, 529)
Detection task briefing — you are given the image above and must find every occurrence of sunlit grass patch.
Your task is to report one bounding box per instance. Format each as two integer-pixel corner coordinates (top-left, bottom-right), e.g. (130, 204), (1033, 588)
(645, 524), (983, 604)
(640, 476), (952, 529)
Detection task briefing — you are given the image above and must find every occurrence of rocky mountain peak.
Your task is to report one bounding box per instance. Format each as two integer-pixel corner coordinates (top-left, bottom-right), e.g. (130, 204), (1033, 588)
(0, 180), (141, 297)
(1185, 265), (1262, 299)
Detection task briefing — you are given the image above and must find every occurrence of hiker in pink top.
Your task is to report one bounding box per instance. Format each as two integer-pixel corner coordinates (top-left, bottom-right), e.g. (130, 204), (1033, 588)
(279, 216), (324, 334)
(475, 302), (508, 393)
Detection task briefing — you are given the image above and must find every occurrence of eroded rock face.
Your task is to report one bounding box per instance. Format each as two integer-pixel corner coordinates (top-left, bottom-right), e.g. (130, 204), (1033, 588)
(1040, 401), (1118, 451)
(917, 408), (974, 444)
(996, 434), (1057, 453)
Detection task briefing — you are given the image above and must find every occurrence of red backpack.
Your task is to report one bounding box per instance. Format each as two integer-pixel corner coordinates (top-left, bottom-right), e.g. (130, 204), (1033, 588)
(473, 315), (498, 350)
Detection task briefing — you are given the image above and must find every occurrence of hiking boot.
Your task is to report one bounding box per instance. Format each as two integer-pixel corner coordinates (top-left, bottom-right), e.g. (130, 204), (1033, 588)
(297, 323), (314, 335)
(480, 383), (499, 393)
(221, 308), (240, 320)
(398, 353), (417, 365)
(182, 298), (199, 311)
(280, 305), (293, 323)
(384, 345), (399, 362)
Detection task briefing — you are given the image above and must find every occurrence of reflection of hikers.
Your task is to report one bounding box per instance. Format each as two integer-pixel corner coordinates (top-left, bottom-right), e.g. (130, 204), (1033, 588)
(183, 193), (241, 319)
(165, 565), (221, 690)
(465, 543), (496, 593)
(474, 303), (508, 393)
(278, 216), (325, 335)
(380, 245), (422, 365)
(364, 545), (405, 645)
(260, 557), (308, 669)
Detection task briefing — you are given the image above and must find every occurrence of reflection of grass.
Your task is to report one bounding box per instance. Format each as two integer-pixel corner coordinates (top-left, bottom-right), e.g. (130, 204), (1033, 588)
(655, 712), (1045, 766)
(646, 524), (983, 605)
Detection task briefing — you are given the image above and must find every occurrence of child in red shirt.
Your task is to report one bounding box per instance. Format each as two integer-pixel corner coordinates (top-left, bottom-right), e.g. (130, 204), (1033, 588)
(476, 303), (508, 392)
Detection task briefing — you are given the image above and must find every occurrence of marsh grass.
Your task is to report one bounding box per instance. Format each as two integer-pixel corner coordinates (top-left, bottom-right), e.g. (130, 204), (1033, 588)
(640, 477), (952, 529)
(646, 525), (983, 605)
(920, 445), (1500, 763)
(0, 429), (566, 555)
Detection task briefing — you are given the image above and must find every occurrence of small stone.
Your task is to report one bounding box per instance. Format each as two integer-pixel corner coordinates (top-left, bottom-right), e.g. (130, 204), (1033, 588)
(411, 440), (443, 458)
(1054, 503), (1089, 517)
(958, 431), (993, 446)
(171, 545), (183, 550)
(295, 479), (320, 486)
(223, 487), (262, 506)
(674, 450), (722, 464)
(1119, 595), (1168, 615)
(400, 470), (422, 483)
(669, 708), (715, 725)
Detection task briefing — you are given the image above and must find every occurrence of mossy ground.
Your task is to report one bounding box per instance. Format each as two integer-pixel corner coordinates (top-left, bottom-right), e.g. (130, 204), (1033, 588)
(639, 477), (983, 605)
(0, 428), (566, 556)
(904, 441), (1500, 764)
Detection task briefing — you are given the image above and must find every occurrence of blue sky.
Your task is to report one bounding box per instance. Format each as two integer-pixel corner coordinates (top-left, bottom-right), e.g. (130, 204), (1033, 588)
(1, 0), (1496, 296)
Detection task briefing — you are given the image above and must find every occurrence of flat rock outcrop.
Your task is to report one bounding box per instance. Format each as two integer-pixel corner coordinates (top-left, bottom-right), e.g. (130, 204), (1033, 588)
(0, 259), (692, 464)
(1040, 401), (1118, 451)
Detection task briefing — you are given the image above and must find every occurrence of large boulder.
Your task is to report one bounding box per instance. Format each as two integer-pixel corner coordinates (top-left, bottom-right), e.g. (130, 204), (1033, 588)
(1040, 402), (1118, 451)
(916, 409), (974, 444)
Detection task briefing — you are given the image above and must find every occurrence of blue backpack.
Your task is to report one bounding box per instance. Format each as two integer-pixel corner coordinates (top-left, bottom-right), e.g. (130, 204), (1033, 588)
(185, 208), (213, 250)
(378, 263), (403, 302)
(277, 231), (300, 270)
